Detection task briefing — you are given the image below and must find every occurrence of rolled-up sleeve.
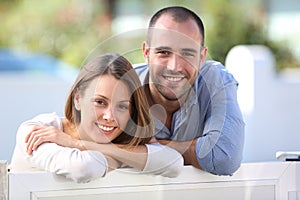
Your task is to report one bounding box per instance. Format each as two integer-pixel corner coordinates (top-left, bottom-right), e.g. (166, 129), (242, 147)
(196, 81), (245, 175)
(29, 143), (108, 183)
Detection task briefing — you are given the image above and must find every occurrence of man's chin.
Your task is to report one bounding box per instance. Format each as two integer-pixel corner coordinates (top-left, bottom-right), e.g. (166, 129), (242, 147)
(159, 89), (182, 101)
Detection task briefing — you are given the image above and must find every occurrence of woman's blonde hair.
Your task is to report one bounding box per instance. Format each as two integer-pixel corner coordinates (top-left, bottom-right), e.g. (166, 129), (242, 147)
(65, 53), (153, 146)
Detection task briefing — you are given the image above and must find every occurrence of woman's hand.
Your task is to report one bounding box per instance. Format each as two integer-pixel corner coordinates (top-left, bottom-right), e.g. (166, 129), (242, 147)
(25, 125), (79, 155)
(106, 155), (121, 172)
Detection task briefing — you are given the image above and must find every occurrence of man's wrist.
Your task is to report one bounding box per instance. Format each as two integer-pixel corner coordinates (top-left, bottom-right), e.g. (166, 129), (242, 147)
(183, 139), (202, 169)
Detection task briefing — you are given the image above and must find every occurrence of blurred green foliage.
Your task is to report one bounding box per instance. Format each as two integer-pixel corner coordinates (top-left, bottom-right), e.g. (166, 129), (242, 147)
(0, 0), (110, 67)
(202, 0), (300, 71)
(1, 0), (299, 71)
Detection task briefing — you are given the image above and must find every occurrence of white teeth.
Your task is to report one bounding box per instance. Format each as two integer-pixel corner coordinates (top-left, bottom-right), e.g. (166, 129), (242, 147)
(166, 77), (182, 82)
(98, 124), (114, 131)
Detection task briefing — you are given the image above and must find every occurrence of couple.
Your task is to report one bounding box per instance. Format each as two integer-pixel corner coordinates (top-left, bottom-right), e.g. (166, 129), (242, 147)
(11, 6), (245, 182)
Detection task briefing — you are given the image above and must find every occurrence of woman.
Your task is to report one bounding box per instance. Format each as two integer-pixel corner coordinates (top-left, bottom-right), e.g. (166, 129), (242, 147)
(11, 53), (183, 183)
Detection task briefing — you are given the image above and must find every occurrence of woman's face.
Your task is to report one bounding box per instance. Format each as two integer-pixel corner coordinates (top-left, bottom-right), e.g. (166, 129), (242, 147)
(75, 74), (131, 143)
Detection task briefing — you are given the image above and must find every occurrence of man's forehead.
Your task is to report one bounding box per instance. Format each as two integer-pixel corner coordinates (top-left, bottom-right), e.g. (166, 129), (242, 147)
(150, 28), (201, 49)
(151, 27), (197, 38)
(151, 15), (202, 43)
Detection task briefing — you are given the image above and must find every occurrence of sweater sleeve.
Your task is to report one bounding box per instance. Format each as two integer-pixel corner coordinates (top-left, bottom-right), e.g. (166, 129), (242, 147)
(12, 113), (108, 183)
(142, 143), (183, 178)
(28, 143), (108, 183)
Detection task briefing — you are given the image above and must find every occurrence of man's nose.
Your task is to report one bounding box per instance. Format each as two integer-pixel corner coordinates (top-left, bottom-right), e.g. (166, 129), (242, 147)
(167, 53), (182, 72)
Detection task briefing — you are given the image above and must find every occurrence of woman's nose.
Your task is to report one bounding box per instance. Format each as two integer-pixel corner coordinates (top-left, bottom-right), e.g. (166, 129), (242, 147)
(102, 107), (115, 122)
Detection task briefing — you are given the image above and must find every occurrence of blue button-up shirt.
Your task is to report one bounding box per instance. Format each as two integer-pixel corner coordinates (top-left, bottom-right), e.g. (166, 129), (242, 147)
(134, 61), (245, 175)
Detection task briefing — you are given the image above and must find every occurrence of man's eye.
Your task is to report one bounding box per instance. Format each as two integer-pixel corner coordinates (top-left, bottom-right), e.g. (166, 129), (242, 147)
(182, 52), (195, 57)
(157, 50), (171, 55)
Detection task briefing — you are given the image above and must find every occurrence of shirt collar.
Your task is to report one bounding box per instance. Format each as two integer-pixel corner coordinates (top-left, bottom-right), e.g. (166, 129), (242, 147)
(140, 65), (199, 108)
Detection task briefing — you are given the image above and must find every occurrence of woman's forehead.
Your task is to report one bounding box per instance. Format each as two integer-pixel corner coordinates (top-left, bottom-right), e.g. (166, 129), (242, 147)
(92, 75), (131, 100)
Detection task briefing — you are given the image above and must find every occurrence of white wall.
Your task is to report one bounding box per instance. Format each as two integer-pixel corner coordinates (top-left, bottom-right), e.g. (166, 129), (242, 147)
(226, 45), (300, 162)
(0, 72), (75, 163)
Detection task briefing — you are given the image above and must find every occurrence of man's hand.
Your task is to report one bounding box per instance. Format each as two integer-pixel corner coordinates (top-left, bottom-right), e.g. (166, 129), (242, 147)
(157, 138), (202, 169)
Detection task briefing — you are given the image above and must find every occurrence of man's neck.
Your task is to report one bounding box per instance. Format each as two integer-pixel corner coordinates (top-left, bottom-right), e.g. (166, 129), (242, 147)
(145, 84), (188, 130)
(146, 84), (182, 112)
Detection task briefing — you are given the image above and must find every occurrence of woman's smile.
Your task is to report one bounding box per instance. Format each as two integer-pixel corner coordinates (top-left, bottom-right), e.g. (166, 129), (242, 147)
(95, 122), (116, 134)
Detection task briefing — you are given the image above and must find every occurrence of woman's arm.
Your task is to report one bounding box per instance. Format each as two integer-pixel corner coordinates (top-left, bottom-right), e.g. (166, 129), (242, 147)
(12, 114), (113, 183)
(29, 141), (109, 183)
(76, 140), (148, 170)
(143, 143), (184, 177)
(55, 140), (184, 178)
(26, 127), (184, 178)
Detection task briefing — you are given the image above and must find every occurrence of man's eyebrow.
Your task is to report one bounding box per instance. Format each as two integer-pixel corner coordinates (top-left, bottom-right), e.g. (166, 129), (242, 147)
(181, 48), (198, 53)
(153, 47), (198, 54)
(153, 46), (172, 51)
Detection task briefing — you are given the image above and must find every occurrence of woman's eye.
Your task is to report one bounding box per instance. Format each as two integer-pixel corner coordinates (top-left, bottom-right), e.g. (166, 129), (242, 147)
(94, 99), (106, 106)
(117, 104), (129, 110)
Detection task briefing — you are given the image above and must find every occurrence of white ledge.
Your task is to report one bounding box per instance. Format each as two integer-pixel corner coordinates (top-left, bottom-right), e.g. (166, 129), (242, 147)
(3, 161), (300, 200)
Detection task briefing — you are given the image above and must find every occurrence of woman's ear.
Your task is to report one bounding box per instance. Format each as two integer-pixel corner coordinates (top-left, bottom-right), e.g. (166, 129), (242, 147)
(74, 89), (81, 111)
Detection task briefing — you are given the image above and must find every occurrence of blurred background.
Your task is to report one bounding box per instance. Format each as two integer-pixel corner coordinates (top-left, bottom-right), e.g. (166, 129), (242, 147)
(1, 0), (300, 70)
(1, 0), (300, 164)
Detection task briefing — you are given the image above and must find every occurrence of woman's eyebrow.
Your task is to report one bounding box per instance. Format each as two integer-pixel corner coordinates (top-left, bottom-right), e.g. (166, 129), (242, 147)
(94, 94), (110, 100)
(95, 95), (131, 103)
(118, 100), (131, 103)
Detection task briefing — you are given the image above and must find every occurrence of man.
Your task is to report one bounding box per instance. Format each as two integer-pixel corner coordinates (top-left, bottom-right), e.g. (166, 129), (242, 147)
(135, 6), (245, 175)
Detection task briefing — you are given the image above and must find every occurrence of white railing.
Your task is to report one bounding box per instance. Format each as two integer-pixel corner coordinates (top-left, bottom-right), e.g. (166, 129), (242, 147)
(1, 161), (299, 200)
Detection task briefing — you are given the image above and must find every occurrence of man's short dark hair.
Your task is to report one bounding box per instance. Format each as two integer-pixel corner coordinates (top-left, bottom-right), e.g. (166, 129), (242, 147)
(147, 6), (205, 46)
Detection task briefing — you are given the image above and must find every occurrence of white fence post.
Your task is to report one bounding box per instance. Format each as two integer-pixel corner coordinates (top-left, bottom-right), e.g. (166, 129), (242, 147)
(0, 160), (8, 200)
(226, 45), (300, 163)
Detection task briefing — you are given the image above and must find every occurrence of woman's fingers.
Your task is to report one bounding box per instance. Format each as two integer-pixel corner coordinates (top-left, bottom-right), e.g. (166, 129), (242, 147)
(26, 126), (51, 155)
(24, 125), (42, 143)
(25, 125), (69, 155)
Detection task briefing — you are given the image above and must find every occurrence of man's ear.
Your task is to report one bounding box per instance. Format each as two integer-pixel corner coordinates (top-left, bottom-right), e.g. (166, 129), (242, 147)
(199, 46), (208, 67)
(74, 89), (81, 111)
(142, 41), (150, 63)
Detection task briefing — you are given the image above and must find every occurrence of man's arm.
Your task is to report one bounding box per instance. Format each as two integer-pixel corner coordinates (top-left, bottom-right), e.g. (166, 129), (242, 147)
(187, 62), (245, 175)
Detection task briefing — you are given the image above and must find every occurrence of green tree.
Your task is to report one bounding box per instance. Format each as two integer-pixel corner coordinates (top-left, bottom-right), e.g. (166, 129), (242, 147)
(203, 0), (300, 71)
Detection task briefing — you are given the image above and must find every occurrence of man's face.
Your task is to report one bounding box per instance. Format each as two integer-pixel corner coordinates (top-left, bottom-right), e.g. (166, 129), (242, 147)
(143, 15), (207, 101)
